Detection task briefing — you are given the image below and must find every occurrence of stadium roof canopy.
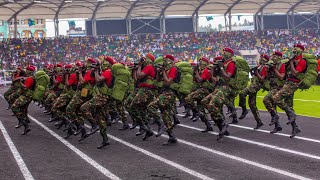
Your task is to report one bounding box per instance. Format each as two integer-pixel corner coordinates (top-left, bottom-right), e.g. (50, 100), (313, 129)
(0, 0), (320, 21)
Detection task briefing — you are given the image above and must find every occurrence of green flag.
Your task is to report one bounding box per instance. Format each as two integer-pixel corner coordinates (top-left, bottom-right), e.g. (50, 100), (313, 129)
(206, 16), (213, 21)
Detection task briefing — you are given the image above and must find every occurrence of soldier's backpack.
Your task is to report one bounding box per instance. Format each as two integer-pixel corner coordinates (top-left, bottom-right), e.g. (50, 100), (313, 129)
(109, 63), (131, 101)
(33, 70), (50, 101)
(297, 53), (318, 90)
(228, 56), (250, 91)
(170, 62), (194, 95)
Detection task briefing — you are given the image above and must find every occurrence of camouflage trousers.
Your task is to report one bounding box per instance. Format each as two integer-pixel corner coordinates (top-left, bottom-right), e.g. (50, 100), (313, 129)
(6, 88), (22, 108)
(44, 90), (57, 110)
(129, 88), (156, 124)
(51, 90), (75, 119)
(239, 82), (263, 123)
(148, 89), (176, 132)
(4, 85), (17, 102)
(125, 90), (138, 123)
(66, 91), (92, 123)
(185, 88), (210, 122)
(11, 95), (32, 119)
(273, 81), (299, 113)
(203, 85), (234, 123)
(81, 93), (113, 135)
(109, 99), (127, 124)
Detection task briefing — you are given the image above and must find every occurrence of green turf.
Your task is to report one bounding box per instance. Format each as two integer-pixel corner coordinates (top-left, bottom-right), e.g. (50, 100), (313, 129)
(234, 85), (320, 118)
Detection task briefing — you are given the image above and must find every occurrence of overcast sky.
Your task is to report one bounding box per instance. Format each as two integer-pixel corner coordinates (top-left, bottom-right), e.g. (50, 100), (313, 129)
(45, 15), (254, 37)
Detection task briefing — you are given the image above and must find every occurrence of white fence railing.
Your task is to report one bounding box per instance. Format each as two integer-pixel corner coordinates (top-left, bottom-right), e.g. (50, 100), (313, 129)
(0, 70), (15, 86)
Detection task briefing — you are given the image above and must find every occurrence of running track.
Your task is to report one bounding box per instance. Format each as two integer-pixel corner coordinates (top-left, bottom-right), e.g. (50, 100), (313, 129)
(0, 87), (319, 180)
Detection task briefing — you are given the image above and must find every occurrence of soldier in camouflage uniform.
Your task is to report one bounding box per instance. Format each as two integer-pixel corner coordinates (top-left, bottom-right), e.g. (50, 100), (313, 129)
(129, 54), (157, 141)
(11, 66), (36, 135)
(65, 58), (97, 141)
(204, 48), (237, 141)
(148, 54), (178, 145)
(51, 63), (80, 132)
(184, 57), (215, 132)
(238, 54), (270, 129)
(272, 44), (306, 138)
(4, 67), (24, 110)
(44, 64), (65, 122)
(80, 56), (115, 148)
(263, 51), (286, 134)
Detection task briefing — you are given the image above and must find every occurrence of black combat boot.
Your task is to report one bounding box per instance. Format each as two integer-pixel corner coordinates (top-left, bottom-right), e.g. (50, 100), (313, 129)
(64, 121), (76, 139)
(49, 116), (59, 122)
(21, 119), (31, 135)
(119, 123), (130, 130)
(130, 121), (137, 129)
(74, 122), (84, 136)
(201, 121), (213, 133)
(229, 109), (238, 124)
(15, 118), (24, 129)
(97, 132), (110, 149)
(87, 119), (99, 135)
(142, 124), (154, 141)
(163, 131), (178, 145)
(217, 121), (228, 141)
(269, 111), (279, 126)
(239, 109), (249, 120)
(6, 105), (11, 110)
(173, 115), (180, 126)
(285, 107), (297, 125)
(135, 122), (146, 136)
(192, 112), (200, 122)
(289, 121), (301, 138)
(183, 108), (191, 118)
(254, 119), (264, 130)
(270, 122), (282, 134)
(78, 128), (89, 142)
(190, 109), (198, 120)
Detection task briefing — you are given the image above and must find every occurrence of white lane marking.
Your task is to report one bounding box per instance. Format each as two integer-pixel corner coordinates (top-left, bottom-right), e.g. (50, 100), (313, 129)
(176, 114), (320, 144)
(177, 123), (320, 161)
(0, 121), (35, 180)
(117, 122), (312, 180)
(229, 124), (320, 144)
(256, 96), (320, 103)
(83, 125), (214, 180)
(28, 115), (121, 180)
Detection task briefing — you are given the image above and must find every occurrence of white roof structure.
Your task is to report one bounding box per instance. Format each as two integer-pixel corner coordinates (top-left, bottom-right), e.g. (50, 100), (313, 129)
(0, 0), (320, 21)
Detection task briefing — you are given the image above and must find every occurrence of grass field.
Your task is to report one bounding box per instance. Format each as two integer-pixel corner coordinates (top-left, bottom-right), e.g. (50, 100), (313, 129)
(234, 85), (320, 118)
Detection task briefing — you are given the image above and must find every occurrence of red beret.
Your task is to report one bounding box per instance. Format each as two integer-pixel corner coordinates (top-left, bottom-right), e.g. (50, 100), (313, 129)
(260, 54), (270, 60)
(223, 47), (234, 55)
(146, 54), (155, 61)
(200, 57), (209, 63)
(214, 56), (223, 61)
(164, 54), (175, 61)
(87, 58), (97, 64)
(104, 56), (115, 65)
(190, 62), (197, 67)
(64, 64), (73, 69)
(273, 51), (283, 57)
(75, 62), (83, 67)
(26, 66), (35, 72)
(294, 44), (305, 51)
(56, 63), (63, 68)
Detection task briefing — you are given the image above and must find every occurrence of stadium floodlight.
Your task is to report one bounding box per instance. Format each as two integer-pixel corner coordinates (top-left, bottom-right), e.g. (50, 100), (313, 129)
(34, 0), (41, 3)
(65, 0), (72, 3)
(97, 0), (105, 1)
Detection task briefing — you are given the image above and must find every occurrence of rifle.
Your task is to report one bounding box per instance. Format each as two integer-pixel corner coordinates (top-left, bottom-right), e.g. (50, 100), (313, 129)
(250, 66), (258, 76)
(212, 60), (223, 75)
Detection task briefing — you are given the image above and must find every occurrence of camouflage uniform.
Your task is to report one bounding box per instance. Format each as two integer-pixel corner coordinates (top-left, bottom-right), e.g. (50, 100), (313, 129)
(239, 66), (267, 126)
(148, 89), (176, 133)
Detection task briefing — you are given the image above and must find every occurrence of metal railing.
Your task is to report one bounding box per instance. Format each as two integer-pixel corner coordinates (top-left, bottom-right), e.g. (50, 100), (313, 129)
(0, 70), (15, 86)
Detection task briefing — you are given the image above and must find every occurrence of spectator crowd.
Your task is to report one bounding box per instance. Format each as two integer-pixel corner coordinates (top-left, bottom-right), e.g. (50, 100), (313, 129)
(1, 29), (320, 70)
